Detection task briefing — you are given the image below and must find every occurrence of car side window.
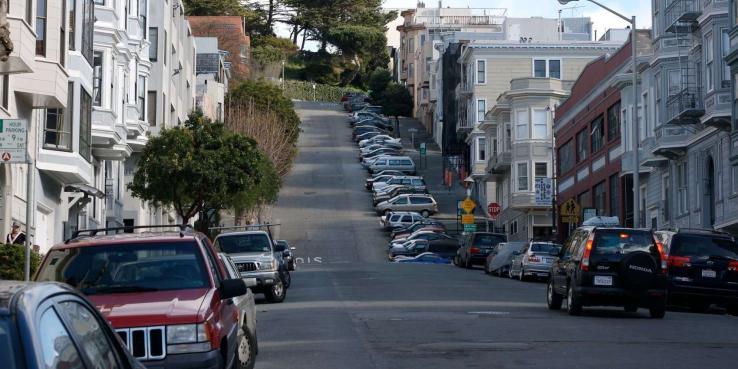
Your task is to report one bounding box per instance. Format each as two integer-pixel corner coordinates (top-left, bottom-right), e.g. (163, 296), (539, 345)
(57, 301), (122, 369)
(412, 179), (423, 185)
(389, 160), (400, 165)
(201, 244), (223, 287)
(562, 232), (578, 259)
(401, 160), (412, 165)
(400, 215), (411, 222)
(38, 307), (84, 369)
(394, 197), (409, 204)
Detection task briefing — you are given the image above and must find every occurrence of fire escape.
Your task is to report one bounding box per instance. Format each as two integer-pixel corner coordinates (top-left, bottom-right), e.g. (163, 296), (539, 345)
(664, 0), (704, 126)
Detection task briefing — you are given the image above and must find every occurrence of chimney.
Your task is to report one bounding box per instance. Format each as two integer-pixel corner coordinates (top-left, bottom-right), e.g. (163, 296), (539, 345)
(438, 1), (442, 8)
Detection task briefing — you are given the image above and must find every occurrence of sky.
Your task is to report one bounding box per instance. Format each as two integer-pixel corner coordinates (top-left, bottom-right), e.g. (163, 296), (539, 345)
(381, 0), (652, 38)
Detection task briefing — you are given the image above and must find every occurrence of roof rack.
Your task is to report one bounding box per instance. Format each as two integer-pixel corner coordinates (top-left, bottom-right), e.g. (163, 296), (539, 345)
(66, 224), (194, 243)
(209, 223), (281, 231)
(663, 227), (733, 236)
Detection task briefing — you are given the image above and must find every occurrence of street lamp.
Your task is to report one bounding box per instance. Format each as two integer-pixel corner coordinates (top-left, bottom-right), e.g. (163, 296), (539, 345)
(557, 0), (639, 227)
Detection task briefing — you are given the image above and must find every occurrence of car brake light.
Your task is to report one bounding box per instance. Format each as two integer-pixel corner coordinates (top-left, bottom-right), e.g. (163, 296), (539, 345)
(655, 240), (668, 272)
(528, 255), (540, 263)
(729, 261), (738, 272)
(580, 234), (594, 271)
(667, 256), (691, 268)
(470, 247), (480, 254)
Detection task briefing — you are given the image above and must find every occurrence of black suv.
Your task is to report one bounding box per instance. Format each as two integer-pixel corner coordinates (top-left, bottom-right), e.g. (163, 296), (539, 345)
(455, 232), (507, 269)
(656, 229), (738, 314)
(547, 224), (668, 318)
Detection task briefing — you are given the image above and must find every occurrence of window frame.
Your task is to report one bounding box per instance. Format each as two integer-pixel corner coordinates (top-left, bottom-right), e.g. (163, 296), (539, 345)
(476, 98), (486, 123)
(517, 162), (529, 192)
(36, 0), (47, 56)
(532, 58), (562, 78)
(92, 51), (103, 107)
(607, 102), (621, 141)
(80, 88), (93, 162)
(476, 136), (486, 162)
(532, 108), (548, 139)
(576, 129), (588, 161)
(475, 59), (486, 85)
(515, 108), (529, 140)
(590, 115), (605, 153)
(149, 27), (159, 61)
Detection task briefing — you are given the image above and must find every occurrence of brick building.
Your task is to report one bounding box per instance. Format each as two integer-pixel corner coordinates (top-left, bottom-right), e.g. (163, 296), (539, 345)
(188, 16), (251, 81)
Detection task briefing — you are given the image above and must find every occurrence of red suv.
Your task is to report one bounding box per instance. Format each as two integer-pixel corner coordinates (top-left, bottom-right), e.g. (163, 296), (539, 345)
(35, 226), (249, 369)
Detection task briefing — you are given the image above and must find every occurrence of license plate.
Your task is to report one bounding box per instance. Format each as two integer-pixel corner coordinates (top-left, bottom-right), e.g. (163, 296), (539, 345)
(594, 276), (613, 286)
(702, 269), (717, 278)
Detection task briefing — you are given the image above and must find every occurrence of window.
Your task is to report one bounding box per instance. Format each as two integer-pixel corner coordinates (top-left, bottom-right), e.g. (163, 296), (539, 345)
(60, 0), (67, 66)
(92, 51), (103, 106)
(576, 129), (587, 160)
(420, 34), (425, 48)
(147, 91), (156, 125)
(36, 0), (47, 56)
(80, 89), (92, 162)
(68, 0), (76, 51)
(706, 33), (714, 91)
(476, 60), (486, 84)
(655, 72), (661, 125)
(149, 27), (158, 61)
(57, 301), (122, 369)
(591, 116), (604, 152)
(164, 30), (168, 65)
(533, 59), (561, 78)
(43, 108), (70, 150)
(0, 75), (9, 110)
(94, 0), (105, 4)
(515, 109), (529, 139)
(535, 162), (547, 178)
(667, 69), (681, 96)
(532, 108), (547, 139)
(593, 181), (606, 216)
(137, 76), (146, 120)
(662, 174), (670, 222)
(678, 161), (688, 214)
(408, 37), (414, 53)
(476, 99), (486, 123)
(82, 0), (94, 63)
(408, 63), (414, 78)
(139, 0), (147, 38)
(641, 92), (650, 139)
(732, 166), (738, 196)
(559, 140), (574, 173)
(517, 162), (529, 191)
(39, 308), (84, 369)
(476, 137), (486, 162)
(609, 174), (619, 217)
(578, 190), (592, 209)
(607, 102), (620, 141)
(722, 29), (730, 83)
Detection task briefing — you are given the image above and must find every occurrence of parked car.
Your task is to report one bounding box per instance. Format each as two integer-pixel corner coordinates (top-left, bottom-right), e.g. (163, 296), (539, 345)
(509, 242), (562, 281)
(547, 217), (668, 318)
(373, 186), (428, 206)
(390, 230), (454, 247)
(655, 228), (738, 314)
(380, 211), (425, 231)
(352, 127), (384, 141)
(372, 176), (426, 192)
(390, 219), (446, 239)
(36, 225), (250, 368)
(0, 281), (148, 369)
(214, 229), (287, 303)
(456, 232), (508, 269)
(375, 194), (438, 217)
(354, 118), (393, 131)
(355, 131), (383, 142)
(362, 153), (402, 166)
(359, 135), (401, 147)
(360, 147), (402, 161)
(483, 241), (527, 276)
(367, 156), (416, 174)
(389, 239), (460, 260)
(356, 105), (384, 115)
(366, 174), (397, 190)
(274, 240), (297, 271)
(218, 254), (259, 369)
(394, 252), (453, 264)
(360, 141), (403, 153)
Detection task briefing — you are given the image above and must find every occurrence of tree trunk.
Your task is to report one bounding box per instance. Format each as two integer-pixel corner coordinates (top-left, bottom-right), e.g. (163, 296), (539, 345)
(301, 31), (307, 51)
(266, 0), (275, 33)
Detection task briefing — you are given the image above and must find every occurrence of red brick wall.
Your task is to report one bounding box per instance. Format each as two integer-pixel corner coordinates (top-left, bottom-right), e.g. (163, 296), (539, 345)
(188, 16), (251, 81)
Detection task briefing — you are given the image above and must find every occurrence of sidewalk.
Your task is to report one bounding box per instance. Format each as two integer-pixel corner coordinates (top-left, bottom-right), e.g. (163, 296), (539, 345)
(396, 117), (470, 232)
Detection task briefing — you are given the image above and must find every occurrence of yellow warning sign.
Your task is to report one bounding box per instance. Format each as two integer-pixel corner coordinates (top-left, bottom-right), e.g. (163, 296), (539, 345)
(560, 199), (581, 217)
(461, 214), (475, 224)
(461, 198), (476, 214)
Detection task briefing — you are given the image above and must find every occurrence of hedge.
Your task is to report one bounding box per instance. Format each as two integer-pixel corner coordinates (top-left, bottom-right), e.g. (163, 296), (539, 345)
(0, 244), (41, 280)
(280, 80), (365, 103)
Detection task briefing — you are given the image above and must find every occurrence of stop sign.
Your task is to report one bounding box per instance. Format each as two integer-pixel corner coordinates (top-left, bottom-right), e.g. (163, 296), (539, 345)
(487, 202), (501, 219)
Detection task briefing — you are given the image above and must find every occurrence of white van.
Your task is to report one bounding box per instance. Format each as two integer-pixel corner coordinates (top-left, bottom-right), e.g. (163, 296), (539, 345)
(368, 156), (416, 174)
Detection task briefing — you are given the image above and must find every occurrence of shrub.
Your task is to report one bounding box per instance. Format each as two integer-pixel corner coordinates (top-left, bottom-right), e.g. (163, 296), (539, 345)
(280, 80), (364, 103)
(0, 244), (41, 280)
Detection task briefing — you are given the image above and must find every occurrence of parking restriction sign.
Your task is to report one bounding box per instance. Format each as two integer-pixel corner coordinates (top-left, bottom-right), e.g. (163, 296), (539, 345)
(0, 119), (28, 164)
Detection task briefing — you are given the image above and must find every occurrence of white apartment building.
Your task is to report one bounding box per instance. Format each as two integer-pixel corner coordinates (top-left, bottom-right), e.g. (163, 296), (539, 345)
(195, 37), (227, 122)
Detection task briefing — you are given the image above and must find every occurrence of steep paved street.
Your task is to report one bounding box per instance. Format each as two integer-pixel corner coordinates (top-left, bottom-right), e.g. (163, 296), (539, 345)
(254, 102), (738, 369)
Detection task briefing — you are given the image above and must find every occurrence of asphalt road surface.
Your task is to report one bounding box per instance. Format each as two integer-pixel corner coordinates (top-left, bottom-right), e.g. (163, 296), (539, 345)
(255, 102), (738, 369)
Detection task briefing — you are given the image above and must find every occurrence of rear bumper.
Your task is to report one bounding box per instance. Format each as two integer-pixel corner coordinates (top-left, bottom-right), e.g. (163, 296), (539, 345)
(469, 255), (489, 265)
(142, 350), (220, 369)
(668, 283), (738, 305)
(575, 286), (667, 308)
(522, 264), (552, 275)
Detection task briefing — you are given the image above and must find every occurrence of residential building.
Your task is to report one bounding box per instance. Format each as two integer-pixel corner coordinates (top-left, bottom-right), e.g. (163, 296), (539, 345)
(464, 37), (623, 241)
(188, 16), (251, 81)
(195, 37), (228, 122)
(554, 33), (651, 240)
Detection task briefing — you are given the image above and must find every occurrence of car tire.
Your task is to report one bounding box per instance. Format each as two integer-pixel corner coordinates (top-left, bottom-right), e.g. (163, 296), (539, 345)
(566, 285), (582, 316)
(265, 280), (286, 303)
(649, 304), (666, 319)
(453, 255), (461, 267)
(464, 257), (473, 269)
(281, 271), (291, 289)
(421, 210), (430, 217)
(237, 327), (257, 369)
(384, 209), (392, 216)
(547, 279), (563, 310)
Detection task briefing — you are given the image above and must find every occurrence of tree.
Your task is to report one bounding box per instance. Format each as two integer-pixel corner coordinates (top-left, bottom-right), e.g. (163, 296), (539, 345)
(228, 80), (301, 145)
(380, 83), (413, 136)
(183, 0), (248, 16)
(367, 68), (392, 101)
(128, 111), (277, 225)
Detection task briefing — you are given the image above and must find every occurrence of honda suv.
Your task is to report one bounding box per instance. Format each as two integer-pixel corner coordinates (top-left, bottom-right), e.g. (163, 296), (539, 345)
(656, 229), (738, 314)
(35, 225), (249, 369)
(547, 217), (668, 318)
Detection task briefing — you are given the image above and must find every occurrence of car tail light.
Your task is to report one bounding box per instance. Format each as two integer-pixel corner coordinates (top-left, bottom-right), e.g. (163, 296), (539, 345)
(667, 256), (691, 268)
(470, 247), (480, 254)
(580, 233), (594, 271)
(528, 255), (540, 263)
(729, 261), (738, 272)
(655, 240), (668, 272)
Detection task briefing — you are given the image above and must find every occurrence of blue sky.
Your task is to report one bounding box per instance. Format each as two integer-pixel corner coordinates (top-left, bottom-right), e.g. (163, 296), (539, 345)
(382, 0), (652, 37)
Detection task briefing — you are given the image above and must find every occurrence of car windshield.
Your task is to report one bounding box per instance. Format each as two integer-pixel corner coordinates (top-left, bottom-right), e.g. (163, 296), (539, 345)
(36, 242), (209, 295)
(669, 235), (738, 260)
(592, 230), (655, 255)
(0, 319), (18, 369)
(475, 234), (506, 247)
(530, 243), (561, 254)
(216, 234), (273, 253)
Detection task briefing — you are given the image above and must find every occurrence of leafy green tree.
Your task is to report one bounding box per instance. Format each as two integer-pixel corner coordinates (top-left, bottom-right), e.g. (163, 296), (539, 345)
(183, 0), (248, 16)
(128, 111), (277, 224)
(380, 83), (413, 135)
(367, 68), (392, 101)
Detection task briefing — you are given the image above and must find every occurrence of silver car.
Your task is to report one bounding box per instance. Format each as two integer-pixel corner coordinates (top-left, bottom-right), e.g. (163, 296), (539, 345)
(218, 253), (259, 369)
(380, 211), (424, 231)
(375, 194), (438, 217)
(372, 176), (426, 192)
(367, 156), (416, 174)
(509, 242), (562, 281)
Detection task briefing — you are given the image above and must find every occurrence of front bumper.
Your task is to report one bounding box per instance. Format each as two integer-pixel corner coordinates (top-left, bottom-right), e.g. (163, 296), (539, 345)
(142, 350), (220, 369)
(239, 270), (280, 289)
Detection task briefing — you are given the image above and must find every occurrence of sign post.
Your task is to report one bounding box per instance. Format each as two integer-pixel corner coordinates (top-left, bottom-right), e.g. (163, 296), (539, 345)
(0, 119), (32, 281)
(419, 142), (426, 169)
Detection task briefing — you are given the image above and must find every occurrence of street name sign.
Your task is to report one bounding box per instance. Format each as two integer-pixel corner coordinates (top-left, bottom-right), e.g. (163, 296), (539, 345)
(0, 119), (28, 164)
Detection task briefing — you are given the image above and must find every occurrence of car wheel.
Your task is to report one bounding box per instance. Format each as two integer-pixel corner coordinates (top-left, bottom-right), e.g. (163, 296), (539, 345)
(265, 280), (286, 303)
(237, 327), (257, 369)
(546, 279), (563, 310)
(281, 271), (291, 289)
(453, 255), (460, 267)
(464, 257), (473, 269)
(624, 303), (638, 313)
(484, 260), (491, 274)
(566, 285), (582, 316)
(649, 304), (666, 319)
(421, 210), (430, 217)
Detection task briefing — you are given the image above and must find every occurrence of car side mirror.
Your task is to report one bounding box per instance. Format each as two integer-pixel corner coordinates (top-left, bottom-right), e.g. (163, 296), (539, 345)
(243, 278), (257, 288)
(219, 278), (247, 300)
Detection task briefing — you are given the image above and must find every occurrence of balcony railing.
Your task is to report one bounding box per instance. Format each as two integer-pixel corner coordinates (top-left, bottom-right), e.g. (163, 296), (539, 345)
(664, 0), (701, 33)
(666, 87), (704, 125)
